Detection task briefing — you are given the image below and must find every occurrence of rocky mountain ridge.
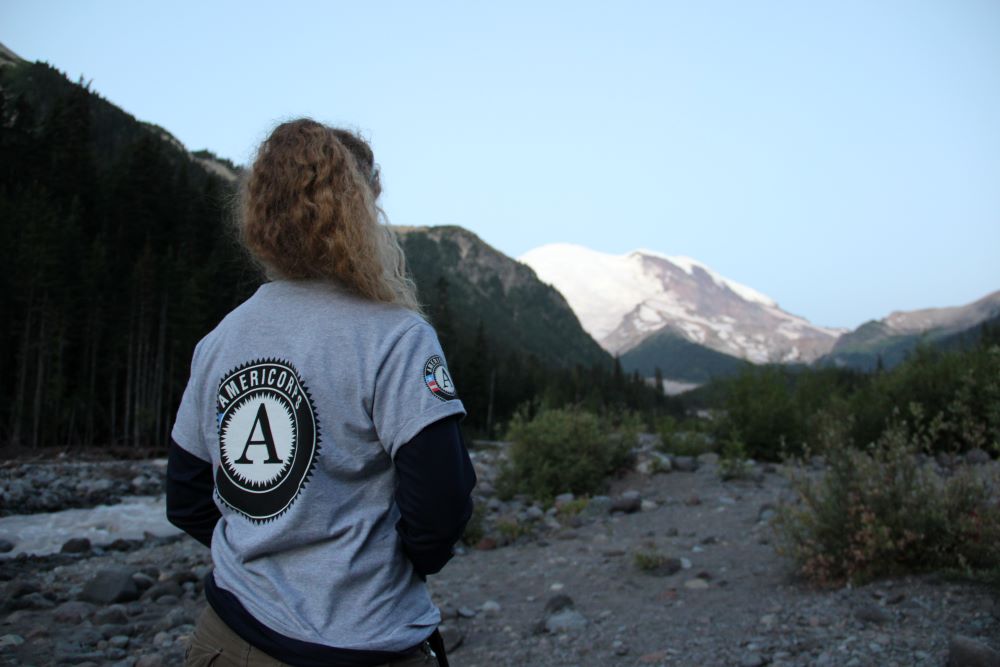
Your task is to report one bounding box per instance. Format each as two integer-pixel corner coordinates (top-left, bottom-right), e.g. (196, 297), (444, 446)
(824, 289), (1000, 370)
(520, 244), (843, 365)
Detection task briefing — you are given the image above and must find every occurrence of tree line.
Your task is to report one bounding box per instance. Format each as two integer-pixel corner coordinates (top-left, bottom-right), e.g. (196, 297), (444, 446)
(1, 62), (257, 451)
(1, 62), (675, 451)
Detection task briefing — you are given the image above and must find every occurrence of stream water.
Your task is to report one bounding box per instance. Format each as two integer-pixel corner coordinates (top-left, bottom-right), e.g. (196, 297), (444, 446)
(0, 496), (181, 558)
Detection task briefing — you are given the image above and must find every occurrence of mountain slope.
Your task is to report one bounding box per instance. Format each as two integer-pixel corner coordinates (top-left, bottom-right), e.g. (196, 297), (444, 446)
(823, 290), (1000, 370)
(520, 244), (842, 365)
(619, 330), (747, 384)
(397, 227), (611, 369)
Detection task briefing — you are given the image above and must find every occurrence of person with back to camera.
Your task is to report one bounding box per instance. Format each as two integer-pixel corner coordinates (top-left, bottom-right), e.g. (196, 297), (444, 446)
(166, 118), (475, 667)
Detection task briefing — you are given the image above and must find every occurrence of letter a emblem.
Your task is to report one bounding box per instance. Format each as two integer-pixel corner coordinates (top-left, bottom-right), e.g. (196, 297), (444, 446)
(234, 403), (282, 464)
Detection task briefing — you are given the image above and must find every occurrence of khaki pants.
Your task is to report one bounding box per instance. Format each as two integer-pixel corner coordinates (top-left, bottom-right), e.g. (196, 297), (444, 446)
(186, 606), (439, 667)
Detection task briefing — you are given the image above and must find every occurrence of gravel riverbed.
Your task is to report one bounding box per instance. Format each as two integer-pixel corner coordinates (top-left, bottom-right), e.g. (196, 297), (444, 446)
(0, 445), (997, 667)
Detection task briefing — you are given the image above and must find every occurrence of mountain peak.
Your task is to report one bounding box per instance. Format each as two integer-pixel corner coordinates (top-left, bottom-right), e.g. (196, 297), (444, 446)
(520, 243), (839, 364)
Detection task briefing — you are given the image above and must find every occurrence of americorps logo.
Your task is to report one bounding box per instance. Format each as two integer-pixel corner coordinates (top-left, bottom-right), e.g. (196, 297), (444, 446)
(215, 359), (319, 522)
(423, 355), (457, 401)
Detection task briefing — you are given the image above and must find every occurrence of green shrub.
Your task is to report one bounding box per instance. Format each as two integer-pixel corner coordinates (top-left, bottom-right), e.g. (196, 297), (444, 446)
(496, 517), (529, 542)
(607, 409), (643, 468)
(497, 408), (627, 502)
(556, 496), (590, 519)
(633, 549), (671, 572)
(461, 503), (486, 546)
(775, 419), (1000, 586)
(657, 416), (713, 456)
(718, 436), (753, 480)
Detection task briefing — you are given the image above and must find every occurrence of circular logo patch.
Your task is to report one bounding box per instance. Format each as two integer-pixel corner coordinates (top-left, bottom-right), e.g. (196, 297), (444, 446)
(423, 355), (457, 401)
(215, 359), (319, 522)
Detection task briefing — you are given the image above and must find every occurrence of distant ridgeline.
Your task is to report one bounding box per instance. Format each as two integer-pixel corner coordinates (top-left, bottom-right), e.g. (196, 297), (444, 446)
(0, 55), (671, 449)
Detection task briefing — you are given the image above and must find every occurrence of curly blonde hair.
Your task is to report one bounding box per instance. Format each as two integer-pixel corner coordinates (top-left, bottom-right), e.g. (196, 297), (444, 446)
(238, 119), (421, 312)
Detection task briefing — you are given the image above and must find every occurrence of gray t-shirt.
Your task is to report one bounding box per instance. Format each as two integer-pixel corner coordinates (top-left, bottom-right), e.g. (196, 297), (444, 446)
(171, 279), (465, 652)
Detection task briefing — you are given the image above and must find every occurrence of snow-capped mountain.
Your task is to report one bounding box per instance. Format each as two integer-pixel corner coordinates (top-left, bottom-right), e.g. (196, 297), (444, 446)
(519, 243), (843, 364)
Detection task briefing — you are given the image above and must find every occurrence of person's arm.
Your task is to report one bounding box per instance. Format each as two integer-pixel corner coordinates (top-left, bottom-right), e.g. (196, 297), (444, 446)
(166, 441), (221, 548)
(394, 416), (477, 576)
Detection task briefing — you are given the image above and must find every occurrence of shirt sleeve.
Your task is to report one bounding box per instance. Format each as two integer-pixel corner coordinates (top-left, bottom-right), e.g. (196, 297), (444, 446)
(171, 340), (212, 462)
(394, 415), (476, 576)
(373, 321), (466, 459)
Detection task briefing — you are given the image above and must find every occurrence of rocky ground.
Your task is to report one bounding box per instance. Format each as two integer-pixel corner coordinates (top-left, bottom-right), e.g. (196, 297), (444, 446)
(0, 443), (997, 667)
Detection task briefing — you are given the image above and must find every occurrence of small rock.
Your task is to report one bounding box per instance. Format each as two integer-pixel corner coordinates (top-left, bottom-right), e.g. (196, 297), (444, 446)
(672, 456), (699, 472)
(544, 608), (588, 633)
(475, 537), (497, 551)
(582, 496), (613, 517)
(0, 539), (13, 554)
(685, 495), (701, 506)
(947, 635), (1000, 667)
(94, 605), (129, 625)
(854, 602), (891, 625)
(640, 650), (669, 663)
(131, 572), (155, 591)
(964, 448), (990, 465)
(554, 493), (576, 508)
(6, 580), (40, 598)
(611, 491), (642, 514)
(81, 567), (140, 604)
(684, 579), (709, 590)
(19, 592), (54, 610)
(885, 592), (905, 605)
(697, 452), (719, 465)
(640, 499), (658, 512)
(0, 634), (24, 648)
(741, 653), (766, 667)
(544, 595), (575, 614)
(481, 600), (501, 615)
(53, 600), (96, 623)
(157, 607), (194, 631)
(643, 557), (682, 577)
(524, 506), (545, 521)
(758, 504), (777, 523)
(612, 639), (629, 656)
(109, 635), (130, 649)
(457, 607), (477, 619)
(438, 622), (464, 653)
(141, 581), (182, 600)
(61, 537), (92, 553)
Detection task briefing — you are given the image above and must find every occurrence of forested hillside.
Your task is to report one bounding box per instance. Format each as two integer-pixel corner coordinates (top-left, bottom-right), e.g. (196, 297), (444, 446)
(0, 60), (257, 451)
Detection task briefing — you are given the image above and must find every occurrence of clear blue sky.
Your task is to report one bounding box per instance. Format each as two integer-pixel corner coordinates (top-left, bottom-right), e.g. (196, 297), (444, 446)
(5, 0), (999, 329)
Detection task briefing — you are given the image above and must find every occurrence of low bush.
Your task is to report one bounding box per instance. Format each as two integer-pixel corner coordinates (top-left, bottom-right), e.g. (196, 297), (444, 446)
(555, 497), (590, 519)
(497, 408), (630, 502)
(461, 503), (486, 546)
(775, 417), (1000, 586)
(657, 416), (714, 457)
(718, 437), (753, 481)
(633, 549), (670, 572)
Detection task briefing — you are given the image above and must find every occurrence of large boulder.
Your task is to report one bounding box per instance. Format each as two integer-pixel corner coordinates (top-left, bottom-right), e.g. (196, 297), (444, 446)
(80, 567), (140, 604)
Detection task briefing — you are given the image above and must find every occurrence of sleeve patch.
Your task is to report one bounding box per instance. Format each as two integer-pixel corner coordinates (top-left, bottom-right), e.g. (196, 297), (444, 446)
(423, 355), (458, 402)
